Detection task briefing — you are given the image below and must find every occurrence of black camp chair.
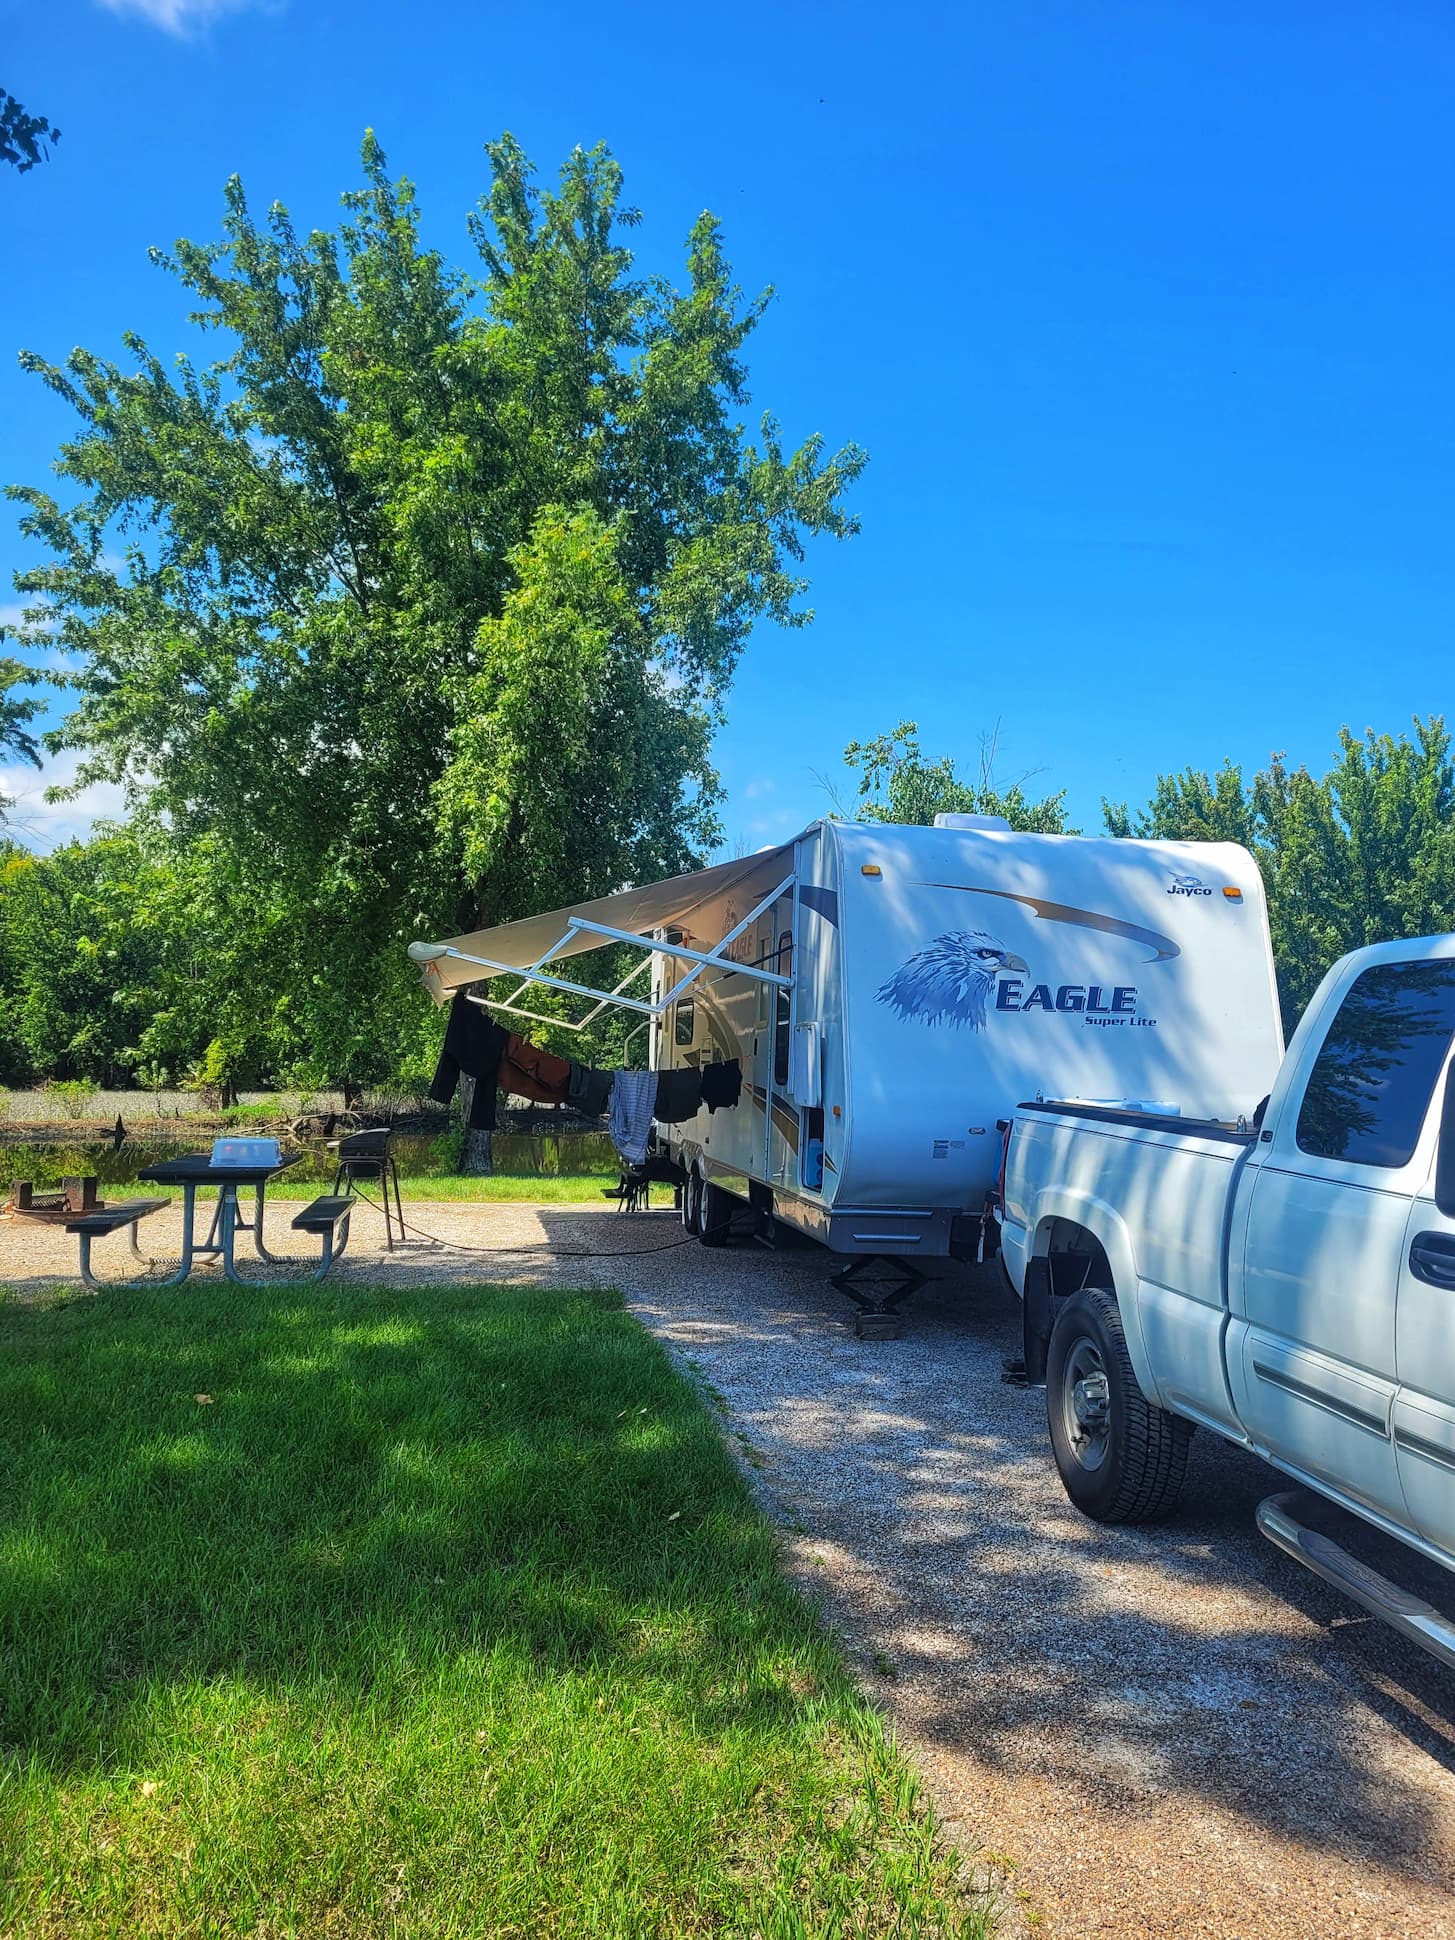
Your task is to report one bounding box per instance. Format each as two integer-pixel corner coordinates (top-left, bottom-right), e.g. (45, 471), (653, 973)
(602, 1146), (685, 1214)
(328, 1128), (405, 1250)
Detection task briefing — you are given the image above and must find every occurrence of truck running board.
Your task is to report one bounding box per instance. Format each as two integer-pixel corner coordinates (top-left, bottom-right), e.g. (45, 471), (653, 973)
(1256, 1491), (1455, 1673)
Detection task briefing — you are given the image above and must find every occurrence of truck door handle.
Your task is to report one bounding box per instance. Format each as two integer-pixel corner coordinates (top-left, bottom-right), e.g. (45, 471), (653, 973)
(1408, 1231), (1455, 1289)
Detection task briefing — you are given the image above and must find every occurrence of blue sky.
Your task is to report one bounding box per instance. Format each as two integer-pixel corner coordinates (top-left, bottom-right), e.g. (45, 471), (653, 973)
(3, 0), (1453, 852)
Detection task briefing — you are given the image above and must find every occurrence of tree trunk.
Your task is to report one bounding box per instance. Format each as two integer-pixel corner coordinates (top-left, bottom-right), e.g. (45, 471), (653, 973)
(457, 1075), (494, 1175)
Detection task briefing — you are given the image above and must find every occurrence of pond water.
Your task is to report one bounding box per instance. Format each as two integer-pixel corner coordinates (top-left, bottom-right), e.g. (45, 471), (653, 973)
(0, 1130), (617, 1191)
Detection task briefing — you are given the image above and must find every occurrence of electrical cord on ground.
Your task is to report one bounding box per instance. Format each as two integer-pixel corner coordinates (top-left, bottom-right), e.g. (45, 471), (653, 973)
(344, 1184), (700, 1259)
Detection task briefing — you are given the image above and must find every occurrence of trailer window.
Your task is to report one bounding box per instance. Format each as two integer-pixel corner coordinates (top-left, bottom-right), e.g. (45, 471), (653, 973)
(674, 995), (696, 1048)
(1296, 959), (1455, 1168)
(774, 931), (793, 1087)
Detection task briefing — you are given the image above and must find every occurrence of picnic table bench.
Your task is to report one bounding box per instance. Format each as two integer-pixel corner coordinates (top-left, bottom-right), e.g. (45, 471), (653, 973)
(3, 1187), (171, 1289)
(289, 1195), (354, 1277)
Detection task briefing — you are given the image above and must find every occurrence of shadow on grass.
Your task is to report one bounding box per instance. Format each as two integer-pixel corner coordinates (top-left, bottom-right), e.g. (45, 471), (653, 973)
(0, 1279), (991, 1938)
(2, 1281), (830, 1758)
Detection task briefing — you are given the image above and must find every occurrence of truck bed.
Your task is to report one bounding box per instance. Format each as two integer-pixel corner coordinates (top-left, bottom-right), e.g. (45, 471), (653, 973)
(1001, 1098), (1260, 1423)
(1016, 1099), (1257, 1143)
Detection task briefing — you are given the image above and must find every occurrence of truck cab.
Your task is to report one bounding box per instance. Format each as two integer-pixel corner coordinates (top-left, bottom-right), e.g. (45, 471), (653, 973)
(1000, 935), (1455, 1655)
(1227, 939), (1455, 1564)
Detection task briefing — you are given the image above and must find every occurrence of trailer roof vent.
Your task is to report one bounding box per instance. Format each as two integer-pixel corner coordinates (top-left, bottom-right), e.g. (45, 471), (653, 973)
(932, 812), (1012, 832)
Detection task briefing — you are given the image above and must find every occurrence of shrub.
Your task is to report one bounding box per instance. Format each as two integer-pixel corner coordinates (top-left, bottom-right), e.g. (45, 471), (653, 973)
(46, 1080), (99, 1122)
(185, 1038), (240, 1111)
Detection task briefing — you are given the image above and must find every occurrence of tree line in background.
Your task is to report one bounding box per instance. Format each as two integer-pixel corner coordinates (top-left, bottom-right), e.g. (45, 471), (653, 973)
(4, 713), (1453, 1090)
(3, 135), (1451, 1098)
(847, 715), (1455, 1036)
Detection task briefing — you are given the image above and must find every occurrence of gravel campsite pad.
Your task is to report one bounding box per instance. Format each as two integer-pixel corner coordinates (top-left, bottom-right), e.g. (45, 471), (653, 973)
(6, 1197), (1455, 1937)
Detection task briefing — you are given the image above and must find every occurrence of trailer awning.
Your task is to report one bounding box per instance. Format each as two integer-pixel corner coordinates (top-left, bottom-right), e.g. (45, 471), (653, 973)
(408, 841), (796, 1028)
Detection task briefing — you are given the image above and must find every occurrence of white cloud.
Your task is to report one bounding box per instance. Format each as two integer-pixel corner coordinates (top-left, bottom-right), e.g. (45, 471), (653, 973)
(0, 749), (127, 852)
(743, 776), (777, 801)
(95, 0), (270, 34)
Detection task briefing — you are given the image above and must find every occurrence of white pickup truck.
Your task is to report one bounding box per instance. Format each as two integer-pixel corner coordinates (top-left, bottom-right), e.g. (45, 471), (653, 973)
(999, 934), (1455, 1667)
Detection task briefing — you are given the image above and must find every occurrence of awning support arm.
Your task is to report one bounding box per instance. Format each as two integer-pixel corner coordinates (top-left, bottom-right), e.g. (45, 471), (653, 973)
(442, 871), (796, 1024)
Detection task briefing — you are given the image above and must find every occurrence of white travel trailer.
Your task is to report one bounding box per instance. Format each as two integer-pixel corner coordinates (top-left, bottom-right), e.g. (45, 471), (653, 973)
(409, 816), (1285, 1297)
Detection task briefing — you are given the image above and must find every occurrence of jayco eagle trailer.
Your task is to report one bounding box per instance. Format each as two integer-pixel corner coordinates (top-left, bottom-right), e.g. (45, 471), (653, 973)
(409, 817), (1283, 1264)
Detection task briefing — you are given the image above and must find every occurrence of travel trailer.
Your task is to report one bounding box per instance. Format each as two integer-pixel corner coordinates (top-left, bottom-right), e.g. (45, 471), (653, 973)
(409, 816), (1285, 1297)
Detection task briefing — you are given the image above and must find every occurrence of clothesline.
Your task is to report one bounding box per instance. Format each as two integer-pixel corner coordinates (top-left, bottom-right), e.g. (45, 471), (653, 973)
(427, 992), (742, 1165)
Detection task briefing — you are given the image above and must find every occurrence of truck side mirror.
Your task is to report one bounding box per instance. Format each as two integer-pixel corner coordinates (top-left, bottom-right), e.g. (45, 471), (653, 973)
(1436, 1063), (1455, 1218)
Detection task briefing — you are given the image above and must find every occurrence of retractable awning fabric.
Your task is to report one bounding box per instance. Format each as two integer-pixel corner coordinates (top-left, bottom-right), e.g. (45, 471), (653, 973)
(408, 841), (795, 1005)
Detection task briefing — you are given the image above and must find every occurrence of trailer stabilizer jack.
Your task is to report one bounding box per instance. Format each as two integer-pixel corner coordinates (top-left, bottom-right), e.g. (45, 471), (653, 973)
(830, 1256), (926, 1339)
(1256, 1491), (1455, 1673)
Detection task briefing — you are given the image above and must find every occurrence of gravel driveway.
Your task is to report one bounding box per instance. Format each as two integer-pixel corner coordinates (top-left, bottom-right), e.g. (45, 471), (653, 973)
(6, 1197), (1455, 1936)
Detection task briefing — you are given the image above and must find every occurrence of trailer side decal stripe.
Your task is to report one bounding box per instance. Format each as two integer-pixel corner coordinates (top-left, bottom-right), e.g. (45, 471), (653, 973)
(920, 884), (1181, 962)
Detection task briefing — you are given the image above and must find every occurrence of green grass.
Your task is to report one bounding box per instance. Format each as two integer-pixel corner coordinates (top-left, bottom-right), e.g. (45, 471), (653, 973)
(133, 1173), (618, 1204)
(0, 1280), (993, 1939)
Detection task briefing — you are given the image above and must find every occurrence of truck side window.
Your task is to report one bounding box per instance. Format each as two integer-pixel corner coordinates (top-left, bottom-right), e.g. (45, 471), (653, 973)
(1296, 959), (1455, 1167)
(773, 931), (793, 1087)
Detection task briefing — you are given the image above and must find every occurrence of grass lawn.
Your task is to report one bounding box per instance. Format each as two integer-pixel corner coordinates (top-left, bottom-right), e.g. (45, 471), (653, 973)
(137, 1173), (619, 1204)
(0, 1280), (992, 1938)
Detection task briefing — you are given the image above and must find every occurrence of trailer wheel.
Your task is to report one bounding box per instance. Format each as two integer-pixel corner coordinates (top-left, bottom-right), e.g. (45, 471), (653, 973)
(1046, 1288), (1193, 1524)
(681, 1169), (700, 1233)
(694, 1171), (731, 1248)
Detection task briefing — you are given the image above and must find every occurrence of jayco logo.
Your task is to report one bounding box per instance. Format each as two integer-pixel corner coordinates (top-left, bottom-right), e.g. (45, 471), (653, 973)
(1167, 872), (1213, 897)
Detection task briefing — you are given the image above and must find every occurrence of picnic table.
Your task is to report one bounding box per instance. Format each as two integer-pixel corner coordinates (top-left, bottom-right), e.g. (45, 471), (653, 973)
(7, 1152), (357, 1288)
(135, 1152), (356, 1285)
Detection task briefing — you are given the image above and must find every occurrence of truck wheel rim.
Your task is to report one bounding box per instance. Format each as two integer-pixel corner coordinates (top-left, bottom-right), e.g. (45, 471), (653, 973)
(1061, 1338), (1112, 1472)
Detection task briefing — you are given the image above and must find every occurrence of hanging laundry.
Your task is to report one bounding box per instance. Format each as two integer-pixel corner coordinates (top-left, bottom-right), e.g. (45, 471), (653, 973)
(428, 994), (508, 1131)
(701, 1059), (743, 1112)
(499, 1034), (574, 1105)
(568, 1062), (614, 1119)
(609, 1069), (658, 1165)
(652, 1066), (703, 1123)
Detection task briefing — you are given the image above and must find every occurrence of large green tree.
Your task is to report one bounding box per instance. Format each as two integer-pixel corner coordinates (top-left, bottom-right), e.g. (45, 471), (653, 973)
(1105, 718), (1455, 1031)
(842, 720), (1073, 831)
(9, 134), (865, 1093)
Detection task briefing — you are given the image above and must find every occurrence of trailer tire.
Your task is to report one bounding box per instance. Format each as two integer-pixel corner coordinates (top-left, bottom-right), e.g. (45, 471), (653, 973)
(695, 1172), (732, 1248)
(681, 1169), (700, 1233)
(1046, 1288), (1193, 1524)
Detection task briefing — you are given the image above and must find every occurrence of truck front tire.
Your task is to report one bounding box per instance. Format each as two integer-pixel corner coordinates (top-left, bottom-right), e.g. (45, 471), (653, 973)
(1046, 1288), (1193, 1523)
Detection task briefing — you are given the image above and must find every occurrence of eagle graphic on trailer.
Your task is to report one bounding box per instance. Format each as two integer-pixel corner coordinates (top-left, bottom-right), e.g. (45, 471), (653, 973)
(876, 930), (1029, 1031)
(408, 815), (1283, 1266)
